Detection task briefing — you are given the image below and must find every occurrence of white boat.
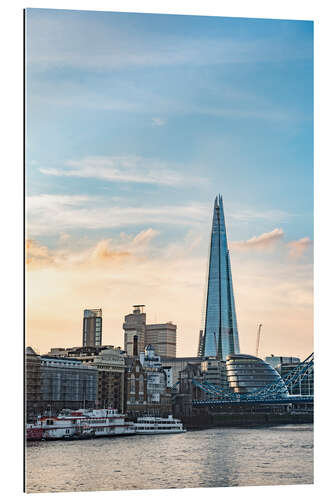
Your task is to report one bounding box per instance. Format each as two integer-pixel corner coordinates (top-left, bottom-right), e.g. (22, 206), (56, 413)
(134, 415), (186, 434)
(38, 408), (135, 440)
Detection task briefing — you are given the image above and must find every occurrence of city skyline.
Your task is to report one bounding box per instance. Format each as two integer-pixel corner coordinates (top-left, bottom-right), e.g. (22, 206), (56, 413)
(25, 9), (313, 360)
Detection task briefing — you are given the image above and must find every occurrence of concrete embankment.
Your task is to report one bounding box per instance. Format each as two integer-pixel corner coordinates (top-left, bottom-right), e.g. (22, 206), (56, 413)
(182, 412), (313, 430)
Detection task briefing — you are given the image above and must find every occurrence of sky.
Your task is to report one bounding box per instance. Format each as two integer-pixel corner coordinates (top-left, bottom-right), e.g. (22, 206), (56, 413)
(25, 8), (313, 359)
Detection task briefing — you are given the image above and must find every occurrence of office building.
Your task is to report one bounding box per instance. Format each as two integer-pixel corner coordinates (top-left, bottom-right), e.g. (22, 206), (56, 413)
(265, 355), (300, 370)
(82, 308), (102, 347)
(278, 361), (314, 396)
(225, 354), (288, 395)
(201, 357), (226, 387)
(123, 305), (177, 357)
(145, 322), (176, 357)
(123, 305), (146, 356)
(160, 356), (202, 388)
(200, 195), (240, 360)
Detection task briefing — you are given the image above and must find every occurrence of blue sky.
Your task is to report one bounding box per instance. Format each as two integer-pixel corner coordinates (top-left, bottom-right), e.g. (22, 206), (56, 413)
(25, 9), (313, 357)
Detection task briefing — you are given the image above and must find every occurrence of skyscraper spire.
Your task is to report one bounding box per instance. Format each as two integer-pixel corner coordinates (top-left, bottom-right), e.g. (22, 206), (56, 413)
(201, 195), (240, 360)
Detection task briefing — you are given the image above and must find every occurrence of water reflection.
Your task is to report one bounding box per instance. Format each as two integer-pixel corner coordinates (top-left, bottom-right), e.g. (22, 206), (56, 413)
(26, 425), (313, 493)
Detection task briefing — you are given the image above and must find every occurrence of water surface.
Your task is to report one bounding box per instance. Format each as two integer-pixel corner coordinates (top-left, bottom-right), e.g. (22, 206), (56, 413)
(26, 424), (313, 493)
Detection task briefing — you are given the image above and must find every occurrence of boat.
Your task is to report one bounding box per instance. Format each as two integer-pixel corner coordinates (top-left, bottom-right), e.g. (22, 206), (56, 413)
(26, 422), (43, 441)
(30, 408), (135, 440)
(134, 415), (186, 434)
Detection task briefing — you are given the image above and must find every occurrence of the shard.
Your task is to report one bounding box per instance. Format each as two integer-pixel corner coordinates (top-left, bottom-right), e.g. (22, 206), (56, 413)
(200, 195), (240, 360)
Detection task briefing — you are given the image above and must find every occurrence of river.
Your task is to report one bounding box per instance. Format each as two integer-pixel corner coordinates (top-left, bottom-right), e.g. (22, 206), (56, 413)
(25, 424), (313, 493)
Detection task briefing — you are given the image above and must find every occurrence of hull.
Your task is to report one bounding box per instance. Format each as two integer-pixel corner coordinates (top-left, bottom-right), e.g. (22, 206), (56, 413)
(135, 429), (186, 434)
(26, 427), (43, 441)
(43, 424), (135, 440)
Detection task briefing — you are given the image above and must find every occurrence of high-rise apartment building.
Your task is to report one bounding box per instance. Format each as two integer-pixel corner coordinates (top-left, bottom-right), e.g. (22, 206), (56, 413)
(123, 305), (146, 356)
(145, 322), (176, 357)
(83, 309), (102, 347)
(200, 195), (240, 360)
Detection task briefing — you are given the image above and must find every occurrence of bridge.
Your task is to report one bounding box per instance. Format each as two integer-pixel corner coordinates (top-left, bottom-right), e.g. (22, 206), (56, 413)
(191, 353), (314, 407)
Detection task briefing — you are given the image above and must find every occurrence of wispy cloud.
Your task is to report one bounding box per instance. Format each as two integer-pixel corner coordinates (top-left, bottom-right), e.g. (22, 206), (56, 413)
(287, 237), (313, 258)
(27, 10), (312, 72)
(26, 194), (210, 236)
(230, 228), (284, 251)
(230, 209), (294, 223)
(152, 117), (166, 127)
(26, 229), (159, 270)
(40, 155), (202, 187)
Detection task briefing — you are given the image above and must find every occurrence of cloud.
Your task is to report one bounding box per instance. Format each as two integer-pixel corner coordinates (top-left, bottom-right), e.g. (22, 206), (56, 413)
(39, 155), (202, 187)
(231, 228), (284, 251)
(26, 228), (313, 360)
(27, 10), (312, 73)
(26, 239), (55, 267)
(26, 194), (210, 236)
(152, 117), (166, 127)
(230, 209), (293, 223)
(26, 228), (161, 270)
(287, 237), (313, 258)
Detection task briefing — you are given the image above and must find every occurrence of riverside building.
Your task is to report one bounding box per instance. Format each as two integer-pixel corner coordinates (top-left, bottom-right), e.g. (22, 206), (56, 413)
(46, 345), (126, 412)
(40, 356), (98, 413)
(25, 346), (41, 421)
(125, 353), (172, 417)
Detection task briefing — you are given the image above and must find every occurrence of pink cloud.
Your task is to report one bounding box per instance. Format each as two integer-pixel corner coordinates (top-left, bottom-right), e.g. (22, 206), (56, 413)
(287, 237), (313, 258)
(231, 228), (284, 251)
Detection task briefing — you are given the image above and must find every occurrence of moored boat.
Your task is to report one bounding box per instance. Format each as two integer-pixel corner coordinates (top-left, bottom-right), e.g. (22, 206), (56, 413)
(134, 415), (186, 434)
(28, 408), (135, 440)
(26, 422), (43, 441)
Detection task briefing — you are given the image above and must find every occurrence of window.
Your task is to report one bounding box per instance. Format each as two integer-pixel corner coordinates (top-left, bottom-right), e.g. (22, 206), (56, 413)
(139, 374), (144, 394)
(130, 374), (135, 393)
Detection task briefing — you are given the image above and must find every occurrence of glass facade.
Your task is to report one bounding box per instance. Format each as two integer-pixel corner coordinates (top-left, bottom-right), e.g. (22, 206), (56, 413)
(202, 195), (240, 360)
(225, 354), (289, 395)
(83, 309), (102, 347)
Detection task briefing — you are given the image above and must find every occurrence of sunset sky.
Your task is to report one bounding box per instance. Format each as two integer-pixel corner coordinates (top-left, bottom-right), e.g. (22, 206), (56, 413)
(25, 9), (313, 359)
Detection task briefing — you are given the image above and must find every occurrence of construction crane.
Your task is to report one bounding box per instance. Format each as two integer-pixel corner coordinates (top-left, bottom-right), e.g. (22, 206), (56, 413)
(255, 324), (263, 357)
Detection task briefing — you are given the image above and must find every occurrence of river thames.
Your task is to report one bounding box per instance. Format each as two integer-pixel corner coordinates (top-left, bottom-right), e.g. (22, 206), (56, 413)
(26, 424), (313, 493)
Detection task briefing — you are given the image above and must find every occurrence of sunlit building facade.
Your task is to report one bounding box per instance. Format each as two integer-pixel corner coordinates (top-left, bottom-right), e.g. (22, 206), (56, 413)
(201, 195), (240, 360)
(82, 308), (102, 347)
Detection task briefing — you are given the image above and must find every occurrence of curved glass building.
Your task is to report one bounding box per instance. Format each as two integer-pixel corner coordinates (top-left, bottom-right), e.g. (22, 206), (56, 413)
(201, 195), (240, 360)
(225, 354), (289, 395)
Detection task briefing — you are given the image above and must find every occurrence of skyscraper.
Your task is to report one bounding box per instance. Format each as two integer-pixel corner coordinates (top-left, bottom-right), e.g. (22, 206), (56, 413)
(82, 309), (102, 347)
(200, 195), (240, 360)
